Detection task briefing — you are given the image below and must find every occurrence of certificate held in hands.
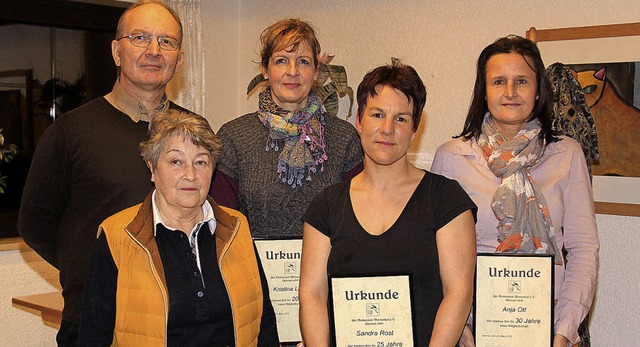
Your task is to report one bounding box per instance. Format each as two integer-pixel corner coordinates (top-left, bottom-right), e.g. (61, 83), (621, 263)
(474, 253), (554, 347)
(329, 273), (415, 347)
(255, 238), (303, 343)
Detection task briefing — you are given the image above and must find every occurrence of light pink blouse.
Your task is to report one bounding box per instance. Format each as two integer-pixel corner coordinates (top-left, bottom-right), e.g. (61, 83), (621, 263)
(432, 136), (599, 344)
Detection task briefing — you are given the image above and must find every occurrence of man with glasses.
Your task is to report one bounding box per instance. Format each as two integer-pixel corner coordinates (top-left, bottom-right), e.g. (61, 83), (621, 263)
(18, 1), (191, 345)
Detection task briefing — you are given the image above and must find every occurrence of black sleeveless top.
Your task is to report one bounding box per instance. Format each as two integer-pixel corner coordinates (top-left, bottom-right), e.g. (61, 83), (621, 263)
(303, 171), (477, 345)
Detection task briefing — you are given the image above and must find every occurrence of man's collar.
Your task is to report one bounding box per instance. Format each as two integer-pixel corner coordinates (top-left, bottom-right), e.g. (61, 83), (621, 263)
(104, 79), (169, 122)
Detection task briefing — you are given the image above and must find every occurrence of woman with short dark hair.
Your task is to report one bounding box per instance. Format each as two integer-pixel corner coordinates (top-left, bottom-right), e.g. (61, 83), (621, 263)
(300, 60), (477, 346)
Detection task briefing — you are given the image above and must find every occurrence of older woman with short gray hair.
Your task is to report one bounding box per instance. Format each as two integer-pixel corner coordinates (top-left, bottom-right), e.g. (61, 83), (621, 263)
(140, 109), (221, 167)
(79, 109), (278, 346)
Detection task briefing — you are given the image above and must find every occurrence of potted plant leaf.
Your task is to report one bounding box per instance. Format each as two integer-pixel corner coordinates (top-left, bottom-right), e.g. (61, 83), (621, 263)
(0, 130), (18, 194)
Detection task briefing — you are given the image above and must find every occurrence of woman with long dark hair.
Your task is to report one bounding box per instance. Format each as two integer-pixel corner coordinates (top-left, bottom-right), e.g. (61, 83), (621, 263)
(432, 35), (599, 347)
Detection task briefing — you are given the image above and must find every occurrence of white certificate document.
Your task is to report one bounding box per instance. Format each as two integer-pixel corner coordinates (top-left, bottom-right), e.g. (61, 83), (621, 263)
(330, 274), (414, 347)
(475, 253), (554, 347)
(255, 238), (303, 343)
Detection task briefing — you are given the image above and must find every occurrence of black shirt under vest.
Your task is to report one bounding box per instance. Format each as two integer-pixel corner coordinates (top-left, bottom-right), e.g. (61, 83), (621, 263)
(83, 222), (235, 346)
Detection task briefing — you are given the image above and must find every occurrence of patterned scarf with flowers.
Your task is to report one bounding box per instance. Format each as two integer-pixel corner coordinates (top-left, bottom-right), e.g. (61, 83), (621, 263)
(478, 113), (563, 264)
(257, 88), (328, 188)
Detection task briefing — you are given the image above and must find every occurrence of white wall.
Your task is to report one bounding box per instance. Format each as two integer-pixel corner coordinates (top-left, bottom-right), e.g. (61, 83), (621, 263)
(202, 0), (640, 151)
(590, 214), (640, 345)
(0, 247), (60, 346)
(202, 0), (241, 127)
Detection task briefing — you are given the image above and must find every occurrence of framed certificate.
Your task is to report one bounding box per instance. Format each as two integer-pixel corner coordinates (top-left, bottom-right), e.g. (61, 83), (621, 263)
(254, 238), (303, 343)
(474, 253), (554, 346)
(329, 273), (416, 347)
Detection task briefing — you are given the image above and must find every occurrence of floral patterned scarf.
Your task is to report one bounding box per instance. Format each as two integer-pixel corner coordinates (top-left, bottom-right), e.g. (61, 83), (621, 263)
(257, 88), (327, 188)
(478, 114), (563, 264)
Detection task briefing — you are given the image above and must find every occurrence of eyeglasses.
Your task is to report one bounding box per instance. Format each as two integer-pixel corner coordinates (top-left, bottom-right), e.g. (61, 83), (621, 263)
(117, 33), (180, 51)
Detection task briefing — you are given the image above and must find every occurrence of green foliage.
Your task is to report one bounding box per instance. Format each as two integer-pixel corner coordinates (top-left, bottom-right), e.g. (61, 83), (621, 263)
(0, 130), (18, 194)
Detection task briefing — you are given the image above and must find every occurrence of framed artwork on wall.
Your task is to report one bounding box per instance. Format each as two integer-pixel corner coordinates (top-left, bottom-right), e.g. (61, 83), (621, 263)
(527, 22), (640, 217)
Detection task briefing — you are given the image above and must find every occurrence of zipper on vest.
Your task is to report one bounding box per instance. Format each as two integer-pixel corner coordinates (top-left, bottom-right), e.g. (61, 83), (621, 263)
(125, 228), (170, 344)
(218, 217), (241, 346)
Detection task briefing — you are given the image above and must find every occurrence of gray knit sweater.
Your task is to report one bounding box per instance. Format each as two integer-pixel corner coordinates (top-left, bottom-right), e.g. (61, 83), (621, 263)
(214, 112), (363, 238)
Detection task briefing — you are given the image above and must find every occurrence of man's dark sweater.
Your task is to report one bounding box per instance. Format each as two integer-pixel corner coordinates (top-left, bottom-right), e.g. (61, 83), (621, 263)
(18, 97), (187, 323)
